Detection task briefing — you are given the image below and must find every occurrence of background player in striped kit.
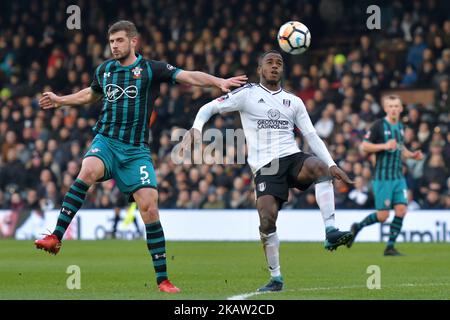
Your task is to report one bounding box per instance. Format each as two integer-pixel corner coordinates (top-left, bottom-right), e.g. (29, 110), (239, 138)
(347, 95), (424, 256)
(34, 20), (247, 293)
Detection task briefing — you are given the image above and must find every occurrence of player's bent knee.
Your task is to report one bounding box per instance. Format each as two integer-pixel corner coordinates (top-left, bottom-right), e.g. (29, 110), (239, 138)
(78, 161), (104, 184)
(139, 204), (159, 223)
(259, 214), (277, 234)
(314, 163), (330, 180)
(305, 157), (330, 181)
(133, 188), (159, 223)
(377, 211), (389, 222)
(394, 205), (407, 217)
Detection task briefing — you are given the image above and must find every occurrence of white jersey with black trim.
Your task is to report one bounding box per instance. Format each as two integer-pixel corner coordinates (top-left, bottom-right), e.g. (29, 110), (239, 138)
(205, 83), (317, 173)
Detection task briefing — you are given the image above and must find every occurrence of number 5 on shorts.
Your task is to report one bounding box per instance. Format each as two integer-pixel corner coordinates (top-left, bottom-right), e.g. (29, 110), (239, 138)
(140, 165), (151, 185)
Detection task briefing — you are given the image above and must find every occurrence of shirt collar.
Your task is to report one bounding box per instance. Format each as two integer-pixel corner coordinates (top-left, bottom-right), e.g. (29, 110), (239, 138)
(259, 83), (282, 95)
(114, 53), (142, 70)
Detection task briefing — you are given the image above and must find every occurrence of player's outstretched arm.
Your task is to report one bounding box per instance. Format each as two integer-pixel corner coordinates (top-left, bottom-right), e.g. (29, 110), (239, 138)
(360, 139), (396, 153)
(175, 71), (248, 93)
(402, 146), (424, 160)
(182, 84), (247, 150)
(181, 99), (221, 150)
(329, 165), (354, 184)
(303, 132), (354, 184)
(39, 88), (102, 109)
(294, 98), (353, 184)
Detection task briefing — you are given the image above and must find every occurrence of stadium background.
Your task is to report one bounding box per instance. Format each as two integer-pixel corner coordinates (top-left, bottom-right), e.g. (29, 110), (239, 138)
(0, 0), (449, 239)
(0, 0), (450, 303)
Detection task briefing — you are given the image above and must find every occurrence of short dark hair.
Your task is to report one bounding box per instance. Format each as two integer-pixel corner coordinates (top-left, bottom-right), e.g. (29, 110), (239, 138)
(108, 20), (138, 38)
(258, 50), (283, 66)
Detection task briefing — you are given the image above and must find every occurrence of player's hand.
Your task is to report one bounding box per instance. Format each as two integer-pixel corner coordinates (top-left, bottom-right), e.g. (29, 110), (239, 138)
(329, 165), (354, 184)
(384, 139), (397, 151)
(218, 75), (248, 93)
(181, 128), (202, 152)
(412, 150), (424, 160)
(39, 92), (61, 109)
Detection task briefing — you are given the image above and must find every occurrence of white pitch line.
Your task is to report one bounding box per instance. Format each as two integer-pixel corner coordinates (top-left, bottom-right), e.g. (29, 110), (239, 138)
(228, 291), (264, 300)
(227, 285), (363, 300)
(227, 282), (450, 300)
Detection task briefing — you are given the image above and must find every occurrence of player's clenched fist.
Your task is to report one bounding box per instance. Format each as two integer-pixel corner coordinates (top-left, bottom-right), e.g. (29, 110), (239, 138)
(39, 92), (61, 109)
(384, 139), (397, 151)
(330, 165), (354, 184)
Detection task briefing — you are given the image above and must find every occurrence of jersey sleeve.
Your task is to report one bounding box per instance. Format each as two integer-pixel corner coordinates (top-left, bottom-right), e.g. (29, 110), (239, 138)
(191, 85), (249, 131)
(293, 97), (316, 136)
(148, 60), (183, 84)
(90, 65), (103, 95)
(214, 84), (250, 113)
(364, 120), (383, 143)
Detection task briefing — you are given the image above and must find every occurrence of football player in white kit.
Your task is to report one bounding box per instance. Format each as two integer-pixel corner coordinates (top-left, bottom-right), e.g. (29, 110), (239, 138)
(183, 50), (354, 292)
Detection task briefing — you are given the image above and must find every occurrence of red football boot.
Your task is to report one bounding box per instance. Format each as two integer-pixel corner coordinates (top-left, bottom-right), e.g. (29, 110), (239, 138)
(158, 279), (181, 293)
(35, 234), (61, 255)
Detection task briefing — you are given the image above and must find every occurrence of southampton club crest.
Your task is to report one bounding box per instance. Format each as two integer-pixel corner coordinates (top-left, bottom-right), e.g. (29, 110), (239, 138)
(132, 66), (143, 79)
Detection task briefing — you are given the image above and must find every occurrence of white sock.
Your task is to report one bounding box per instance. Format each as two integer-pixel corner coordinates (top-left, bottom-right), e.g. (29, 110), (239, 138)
(260, 231), (281, 277)
(315, 180), (336, 229)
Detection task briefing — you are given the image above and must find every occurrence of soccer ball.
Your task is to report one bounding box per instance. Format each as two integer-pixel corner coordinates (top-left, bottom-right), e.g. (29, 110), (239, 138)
(277, 21), (311, 55)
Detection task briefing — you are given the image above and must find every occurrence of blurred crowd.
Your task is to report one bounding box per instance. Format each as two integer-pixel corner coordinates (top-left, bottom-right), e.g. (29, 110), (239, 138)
(0, 0), (449, 213)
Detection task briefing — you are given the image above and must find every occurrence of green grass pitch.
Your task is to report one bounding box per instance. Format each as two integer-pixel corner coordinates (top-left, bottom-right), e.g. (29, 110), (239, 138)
(1, 240), (449, 299)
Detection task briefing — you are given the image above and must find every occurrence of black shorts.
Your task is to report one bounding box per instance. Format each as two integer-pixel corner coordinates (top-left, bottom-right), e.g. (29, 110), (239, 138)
(254, 152), (313, 208)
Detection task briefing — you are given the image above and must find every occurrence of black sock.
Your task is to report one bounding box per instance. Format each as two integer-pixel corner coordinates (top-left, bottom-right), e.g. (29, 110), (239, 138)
(53, 179), (89, 241)
(387, 216), (404, 248)
(357, 212), (379, 231)
(112, 214), (120, 235)
(146, 221), (168, 285)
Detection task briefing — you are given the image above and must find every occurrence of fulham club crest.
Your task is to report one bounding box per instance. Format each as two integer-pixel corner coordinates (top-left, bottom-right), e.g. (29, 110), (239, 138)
(258, 182), (266, 192)
(132, 67), (143, 79)
(283, 99), (291, 107)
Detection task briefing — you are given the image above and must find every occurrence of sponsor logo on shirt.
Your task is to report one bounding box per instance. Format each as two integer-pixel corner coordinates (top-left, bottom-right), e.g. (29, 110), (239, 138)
(105, 84), (138, 102)
(267, 109), (280, 120)
(256, 109), (289, 129)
